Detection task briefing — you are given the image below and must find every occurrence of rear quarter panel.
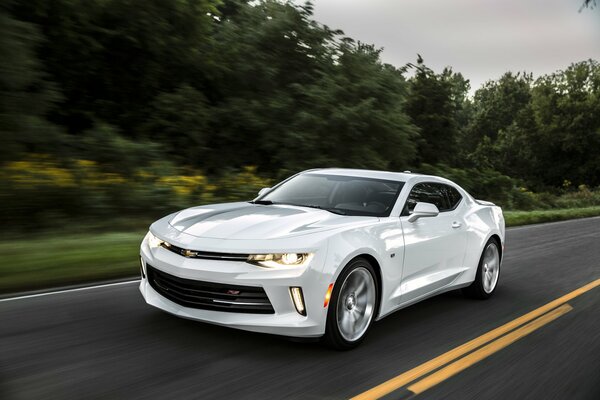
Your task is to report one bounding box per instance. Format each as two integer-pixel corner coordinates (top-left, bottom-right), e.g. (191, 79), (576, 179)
(458, 203), (505, 285)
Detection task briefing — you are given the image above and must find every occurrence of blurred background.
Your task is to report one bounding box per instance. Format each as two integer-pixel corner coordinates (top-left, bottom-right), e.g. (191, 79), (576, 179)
(1, 0), (599, 294)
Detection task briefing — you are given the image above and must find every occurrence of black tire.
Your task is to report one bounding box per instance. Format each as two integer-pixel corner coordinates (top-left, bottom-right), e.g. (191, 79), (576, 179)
(463, 238), (501, 299)
(324, 257), (379, 350)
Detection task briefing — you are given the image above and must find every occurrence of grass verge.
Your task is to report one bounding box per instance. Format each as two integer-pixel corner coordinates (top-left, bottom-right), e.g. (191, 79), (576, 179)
(0, 231), (145, 294)
(2, 207), (600, 295)
(504, 206), (600, 227)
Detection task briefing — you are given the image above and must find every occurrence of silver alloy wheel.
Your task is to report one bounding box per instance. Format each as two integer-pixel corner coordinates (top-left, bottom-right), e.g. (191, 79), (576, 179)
(482, 243), (500, 293)
(336, 267), (376, 342)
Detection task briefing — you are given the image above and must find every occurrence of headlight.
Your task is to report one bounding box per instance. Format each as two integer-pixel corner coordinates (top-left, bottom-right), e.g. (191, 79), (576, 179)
(247, 253), (313, 268)
(145, 231), (165, 249)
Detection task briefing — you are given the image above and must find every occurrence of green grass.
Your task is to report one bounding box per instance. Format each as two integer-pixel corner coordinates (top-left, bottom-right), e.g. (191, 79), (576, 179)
(0, 231), (145, 294)
(504, 206), (600, 227)
(2, 207), (600, 295)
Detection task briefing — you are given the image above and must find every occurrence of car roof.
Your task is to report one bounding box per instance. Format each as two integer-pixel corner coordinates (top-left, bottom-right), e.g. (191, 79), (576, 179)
(303, 168), (429, 183)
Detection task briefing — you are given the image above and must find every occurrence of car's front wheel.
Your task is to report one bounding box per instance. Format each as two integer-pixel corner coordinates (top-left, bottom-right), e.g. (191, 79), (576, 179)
(324, 258), (378, 350)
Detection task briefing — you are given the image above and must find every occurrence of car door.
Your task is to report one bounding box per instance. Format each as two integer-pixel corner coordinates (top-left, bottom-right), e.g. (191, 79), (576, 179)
(399, 182), (468, 303)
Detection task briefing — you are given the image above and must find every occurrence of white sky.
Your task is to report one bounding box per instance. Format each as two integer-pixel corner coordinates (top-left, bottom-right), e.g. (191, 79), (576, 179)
(310, 0), (600, 93)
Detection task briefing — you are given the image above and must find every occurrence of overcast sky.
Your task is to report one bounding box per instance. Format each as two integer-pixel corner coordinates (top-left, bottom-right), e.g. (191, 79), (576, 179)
(310, 0), (600, 93)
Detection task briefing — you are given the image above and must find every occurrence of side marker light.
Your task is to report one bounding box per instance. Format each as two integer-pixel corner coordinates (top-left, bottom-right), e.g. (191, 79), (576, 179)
(324, 283), (334, 308)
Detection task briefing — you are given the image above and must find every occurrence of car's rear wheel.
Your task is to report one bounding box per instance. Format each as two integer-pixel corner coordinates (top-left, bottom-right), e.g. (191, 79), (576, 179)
(324, 258), (378, 350)
(463, 239), (501, 299)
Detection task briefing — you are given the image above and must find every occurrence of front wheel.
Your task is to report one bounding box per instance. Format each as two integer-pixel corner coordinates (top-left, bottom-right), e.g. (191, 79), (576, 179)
(463, 239), (501, 299)
(324, 258), (378, 350)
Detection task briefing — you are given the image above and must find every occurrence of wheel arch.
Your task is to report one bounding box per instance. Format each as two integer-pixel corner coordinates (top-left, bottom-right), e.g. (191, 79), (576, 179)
(344, 253), (384, 318)
(488, 233), (503, 261)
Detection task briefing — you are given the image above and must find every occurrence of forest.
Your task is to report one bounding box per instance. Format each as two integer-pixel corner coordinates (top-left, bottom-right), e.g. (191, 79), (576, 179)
(2, 0), (600, 231)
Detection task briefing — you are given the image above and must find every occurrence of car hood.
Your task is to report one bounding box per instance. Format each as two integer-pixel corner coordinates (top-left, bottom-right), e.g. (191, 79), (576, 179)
(168, 202), (374, 240)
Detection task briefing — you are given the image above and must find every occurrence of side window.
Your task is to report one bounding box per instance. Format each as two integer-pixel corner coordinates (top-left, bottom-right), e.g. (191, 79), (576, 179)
(402, 182), (460, 215)
(402, 183), (431, 215)
(425, 183), (450, 211)
(443, 185), (463, 210)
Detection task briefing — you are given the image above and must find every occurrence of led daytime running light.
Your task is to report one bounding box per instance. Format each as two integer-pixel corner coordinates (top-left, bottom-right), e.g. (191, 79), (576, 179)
(290, 287), (306, 316)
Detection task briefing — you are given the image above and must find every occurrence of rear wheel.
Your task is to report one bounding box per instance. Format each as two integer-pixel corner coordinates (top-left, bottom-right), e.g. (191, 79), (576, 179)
(463, 239), (501, 299)
(324, 258), (378, 350)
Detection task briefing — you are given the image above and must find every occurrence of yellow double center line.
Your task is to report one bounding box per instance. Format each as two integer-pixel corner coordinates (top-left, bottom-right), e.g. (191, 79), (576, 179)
(352, 278), (600, 400)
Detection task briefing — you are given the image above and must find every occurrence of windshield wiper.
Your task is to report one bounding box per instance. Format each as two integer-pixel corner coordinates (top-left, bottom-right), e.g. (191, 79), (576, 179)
(322, 207), (347, 215)
(290, 204), (347, 215)
(249, 200), (275, 205)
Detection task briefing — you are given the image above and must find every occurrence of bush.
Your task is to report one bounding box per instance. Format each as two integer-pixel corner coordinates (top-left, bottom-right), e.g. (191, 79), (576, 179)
(0, 154), (272, 233)
(3, 155), (600, 235)
(417, 164), (600, 211)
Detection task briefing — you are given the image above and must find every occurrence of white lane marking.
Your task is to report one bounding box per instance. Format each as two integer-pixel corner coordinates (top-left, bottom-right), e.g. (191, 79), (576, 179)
(0, 279), (140, 303)
(507, 215), (600, 231)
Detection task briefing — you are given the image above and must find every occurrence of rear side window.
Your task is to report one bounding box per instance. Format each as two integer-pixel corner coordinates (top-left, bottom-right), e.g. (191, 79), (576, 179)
(443, 185), (463, 210)
(402, 182), (462, 215)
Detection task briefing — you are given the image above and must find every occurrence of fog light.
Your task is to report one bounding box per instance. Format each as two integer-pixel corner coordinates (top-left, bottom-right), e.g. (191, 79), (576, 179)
(140, 257), (146, 279)
(290, 287), (306, 316)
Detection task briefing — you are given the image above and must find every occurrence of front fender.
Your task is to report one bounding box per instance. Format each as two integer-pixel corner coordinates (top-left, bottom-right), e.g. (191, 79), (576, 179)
(321, 220), (405, 319)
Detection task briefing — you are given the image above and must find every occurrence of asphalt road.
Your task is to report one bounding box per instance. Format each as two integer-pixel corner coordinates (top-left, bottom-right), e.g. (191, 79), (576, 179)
(1, 217), (599, 400)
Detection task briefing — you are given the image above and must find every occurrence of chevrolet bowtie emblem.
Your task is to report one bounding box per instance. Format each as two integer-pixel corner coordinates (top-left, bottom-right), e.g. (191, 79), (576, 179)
(181, 249), (198, 257)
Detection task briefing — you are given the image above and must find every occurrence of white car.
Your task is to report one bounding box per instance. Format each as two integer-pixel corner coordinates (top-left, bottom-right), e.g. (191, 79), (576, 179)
(140, 169), (504, 349)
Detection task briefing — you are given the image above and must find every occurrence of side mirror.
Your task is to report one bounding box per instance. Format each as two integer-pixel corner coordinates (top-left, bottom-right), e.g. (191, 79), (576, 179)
(407, 202), (439, 223)
(258, 187), (271, 197)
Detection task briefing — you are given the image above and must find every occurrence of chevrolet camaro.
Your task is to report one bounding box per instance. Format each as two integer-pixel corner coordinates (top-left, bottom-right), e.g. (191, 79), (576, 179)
(139, 169), (505, 349)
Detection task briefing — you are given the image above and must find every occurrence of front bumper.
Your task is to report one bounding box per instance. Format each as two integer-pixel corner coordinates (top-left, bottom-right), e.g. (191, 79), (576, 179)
(139, 237), (330, 338)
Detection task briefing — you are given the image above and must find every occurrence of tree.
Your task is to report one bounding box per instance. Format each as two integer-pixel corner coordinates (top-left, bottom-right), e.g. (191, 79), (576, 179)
(144, 85), (212, 164)
(0, 6), (63, 161)
(289, 42), (418, 171)
(9, 0), (220, 135)
(467, 72), (532, 145)
(581, 0), (596, 9)
(201, 1), (418, 172)
(405, 57), (462, 165)
(528, 60), (600, 186)
(464, 61), (600, 188)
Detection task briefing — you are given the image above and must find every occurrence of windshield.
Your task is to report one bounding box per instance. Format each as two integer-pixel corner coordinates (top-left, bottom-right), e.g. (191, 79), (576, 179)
(257, 173), (404, 217)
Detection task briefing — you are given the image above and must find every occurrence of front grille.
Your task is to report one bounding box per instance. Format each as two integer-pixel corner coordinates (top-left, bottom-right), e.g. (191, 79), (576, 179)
(161, 243), (249, 261)
(147, 265), (274, 314)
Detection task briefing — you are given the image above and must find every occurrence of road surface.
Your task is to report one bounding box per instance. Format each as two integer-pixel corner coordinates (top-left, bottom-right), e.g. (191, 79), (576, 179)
(1, 217), (599, 399)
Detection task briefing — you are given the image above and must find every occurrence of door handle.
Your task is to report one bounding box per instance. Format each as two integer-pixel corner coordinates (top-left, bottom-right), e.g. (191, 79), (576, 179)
(452, 221), (462, 229)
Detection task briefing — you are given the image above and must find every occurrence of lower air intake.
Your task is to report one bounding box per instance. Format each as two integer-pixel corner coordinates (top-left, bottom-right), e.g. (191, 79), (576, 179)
(147, 265), (274, 314)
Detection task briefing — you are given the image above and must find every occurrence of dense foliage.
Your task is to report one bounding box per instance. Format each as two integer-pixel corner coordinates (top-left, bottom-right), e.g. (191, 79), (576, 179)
(1, 0), (599, 229)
